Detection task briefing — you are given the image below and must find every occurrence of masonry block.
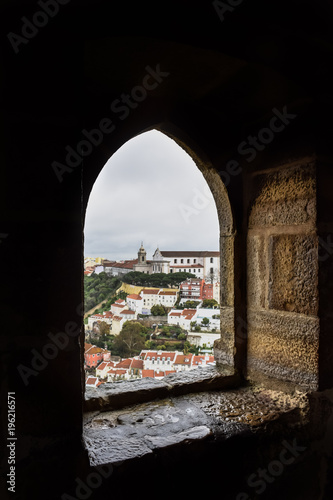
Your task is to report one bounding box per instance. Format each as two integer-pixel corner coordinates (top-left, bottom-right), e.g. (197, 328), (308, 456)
(269, 233), (318, 315)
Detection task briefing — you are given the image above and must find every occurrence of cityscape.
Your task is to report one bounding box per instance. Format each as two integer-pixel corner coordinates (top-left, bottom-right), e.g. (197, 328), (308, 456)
(84, 244), (220, 388)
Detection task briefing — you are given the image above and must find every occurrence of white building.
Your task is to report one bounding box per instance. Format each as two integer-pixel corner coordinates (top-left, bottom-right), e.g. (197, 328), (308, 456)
(139, 350), (179, 370)
(96, 361), (115, 379)
(140, 288), (178, 314)
(126, 293), (143, 314)
(187, 332), (221, 349)
(140, 288), (160, 313)
(168, 307), (220, 332)
(103, 259), (137, 276)
(116, 244), (220, 281)
(87, 311), (113, 330)
(168, 309), (197, 330)
(159, 251), (220, 281)
(110, 299), (127, 315)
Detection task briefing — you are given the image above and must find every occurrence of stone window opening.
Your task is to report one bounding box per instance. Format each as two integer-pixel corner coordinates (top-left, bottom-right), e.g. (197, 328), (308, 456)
(83, 127), (237, 414)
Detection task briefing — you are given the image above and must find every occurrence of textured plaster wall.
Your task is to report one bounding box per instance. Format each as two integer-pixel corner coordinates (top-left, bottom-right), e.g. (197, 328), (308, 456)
(246, 160), (319, 389)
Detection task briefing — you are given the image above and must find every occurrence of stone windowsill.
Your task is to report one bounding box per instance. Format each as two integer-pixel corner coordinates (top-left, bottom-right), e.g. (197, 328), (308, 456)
(84, 364), (239, 412)
(83, 374), (308, 468)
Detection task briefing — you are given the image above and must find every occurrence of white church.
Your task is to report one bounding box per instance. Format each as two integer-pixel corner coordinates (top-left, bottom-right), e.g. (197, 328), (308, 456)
(133, 243), (220, 281)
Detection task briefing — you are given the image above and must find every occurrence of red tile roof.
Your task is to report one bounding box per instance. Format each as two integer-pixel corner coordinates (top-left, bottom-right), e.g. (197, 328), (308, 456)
(159, 291), (177, 296)
(142, 370), (155, 378)
(107, 368), (127, 376)
(192, 355), (215, 365)
(131, 359), (144, 369)
(85, 346), (104, 355)
(116, 358), (132, 369)
(96, 361), (114, 371)
(169, 312), (181, 317)
(86, 376), (98, 385)
(112, 303), (126, 308)
(127, 294), (142, 300)
(142, 351), (177, 361)
(113, 315), (123, 321)
(121, 310), (135, 315)
(174, 354), (193, 365)
(141, 289), (159, 294)
(103, 311), (113, 318)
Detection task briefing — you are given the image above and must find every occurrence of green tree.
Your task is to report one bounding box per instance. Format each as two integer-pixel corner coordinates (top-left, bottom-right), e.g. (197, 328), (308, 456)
(183, 341), (191, 354)
(112, 321), (146, 357)
(202, 299), (219, 308)
(151, 304), (167, 316)
(98, 321), (110, 336)
(201, 317), (210, 326)
(183, 300), (200, 309)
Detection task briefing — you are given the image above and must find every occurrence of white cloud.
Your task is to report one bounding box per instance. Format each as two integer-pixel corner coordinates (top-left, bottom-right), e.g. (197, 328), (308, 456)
(84, 130), (219, 260)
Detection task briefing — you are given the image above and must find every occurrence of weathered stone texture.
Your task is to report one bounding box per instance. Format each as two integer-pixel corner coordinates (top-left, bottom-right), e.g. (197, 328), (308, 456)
(245, 162), (319, 388)
(248, 163), (316, 228)
(247, 310), (319, 389)
(214, 306), (234, 366)
(220, 234), (234, 307)
(247, 234), (267, 309)
(269, 233), (318, 315)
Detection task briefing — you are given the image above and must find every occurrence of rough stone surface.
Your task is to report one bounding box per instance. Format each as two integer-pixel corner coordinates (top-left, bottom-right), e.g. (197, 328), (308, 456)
(247, 234), (267, 309)
(83, 398), (212, 464)
(214, 306), (234, 365)
(248, 163), (316, 228)
(247, 310), (319, 389)
(220, 234), (235, 307)
(83, 384), (309, 466)
(84, 365), (238, 411)
(84, 377), (170, 411)
(269, 233), (318, 315)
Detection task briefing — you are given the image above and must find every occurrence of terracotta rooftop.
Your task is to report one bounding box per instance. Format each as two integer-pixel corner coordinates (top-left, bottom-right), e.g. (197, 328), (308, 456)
(174, 354), (193, 364)
(141, 289), (159, 294)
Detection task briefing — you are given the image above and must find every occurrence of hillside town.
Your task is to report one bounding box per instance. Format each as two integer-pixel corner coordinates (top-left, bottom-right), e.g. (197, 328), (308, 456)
(84, 244), (220, 388)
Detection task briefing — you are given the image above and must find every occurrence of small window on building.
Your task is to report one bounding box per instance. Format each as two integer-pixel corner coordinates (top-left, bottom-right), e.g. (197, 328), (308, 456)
(194, 259), (196, 263)
(187, 259), (190, 263)
(174, 259), (177, 263)
(210, 267), (214, 273)
(210, 257), (213, 263)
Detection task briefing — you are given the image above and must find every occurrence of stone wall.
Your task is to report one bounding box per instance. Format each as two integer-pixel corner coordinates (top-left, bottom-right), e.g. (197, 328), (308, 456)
(246, 160), (319, 389)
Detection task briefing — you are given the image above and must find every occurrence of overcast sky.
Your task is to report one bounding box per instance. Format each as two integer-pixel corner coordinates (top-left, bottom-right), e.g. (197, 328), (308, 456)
(84, 130), (219, 261)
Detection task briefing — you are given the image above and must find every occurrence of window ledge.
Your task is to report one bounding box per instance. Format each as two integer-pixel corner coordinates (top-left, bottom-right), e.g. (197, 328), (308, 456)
(83, 381), (308, 468)
(84, 364), (238, 412)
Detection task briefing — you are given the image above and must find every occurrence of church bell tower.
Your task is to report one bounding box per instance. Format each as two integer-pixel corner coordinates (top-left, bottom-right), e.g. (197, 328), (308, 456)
(138, 242), (146, 264)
